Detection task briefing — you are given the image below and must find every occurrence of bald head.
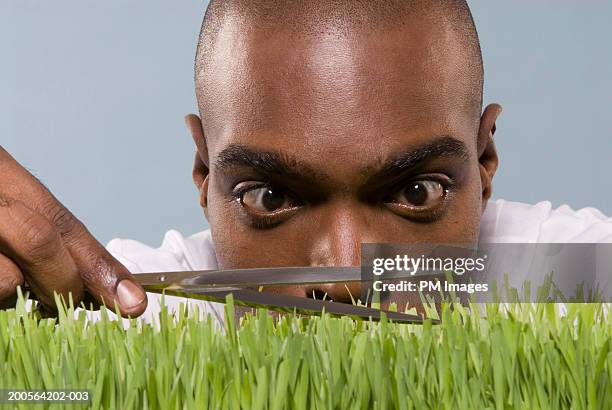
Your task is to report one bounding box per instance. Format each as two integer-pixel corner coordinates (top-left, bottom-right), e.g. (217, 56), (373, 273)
(195, 0), (484, 125)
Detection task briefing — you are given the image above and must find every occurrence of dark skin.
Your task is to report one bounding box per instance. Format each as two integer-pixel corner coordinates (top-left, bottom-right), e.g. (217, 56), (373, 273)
(0, 12), (500, 314)
(188, 18), (501, 304)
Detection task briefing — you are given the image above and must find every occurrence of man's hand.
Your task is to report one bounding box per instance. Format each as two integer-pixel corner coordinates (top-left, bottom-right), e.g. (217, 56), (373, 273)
(0, 146), (147, 316)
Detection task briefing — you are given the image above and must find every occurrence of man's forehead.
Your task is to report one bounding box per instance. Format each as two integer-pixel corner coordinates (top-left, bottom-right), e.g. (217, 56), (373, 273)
(197, 9), (481, 167)
(205, 32), (477, 139)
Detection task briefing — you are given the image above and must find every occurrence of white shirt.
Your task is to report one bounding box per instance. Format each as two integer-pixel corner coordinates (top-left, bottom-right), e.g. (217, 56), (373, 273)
(105, 199), (612, 323)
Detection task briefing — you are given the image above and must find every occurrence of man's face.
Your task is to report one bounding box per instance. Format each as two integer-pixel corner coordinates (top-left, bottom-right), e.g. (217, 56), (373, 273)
(193, 16), (498, 300)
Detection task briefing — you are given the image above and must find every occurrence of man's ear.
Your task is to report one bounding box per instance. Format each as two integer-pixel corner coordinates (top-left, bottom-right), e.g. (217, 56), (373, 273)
(477, 103), (502, 211)
(185, 114), (210, 219)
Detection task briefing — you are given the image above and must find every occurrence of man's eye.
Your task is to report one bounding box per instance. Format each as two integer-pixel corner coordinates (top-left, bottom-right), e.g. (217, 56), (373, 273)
(239, 184), (293, 213)
(391, 180), (446, 208)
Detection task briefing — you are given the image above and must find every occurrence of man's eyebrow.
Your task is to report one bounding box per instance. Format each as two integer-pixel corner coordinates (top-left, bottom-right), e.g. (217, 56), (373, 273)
(369, 136), (470, 180)
(214, 144), (324, 181)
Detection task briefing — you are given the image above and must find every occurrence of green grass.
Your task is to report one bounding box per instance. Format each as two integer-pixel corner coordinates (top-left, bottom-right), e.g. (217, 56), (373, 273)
(0, 295), (611, 410)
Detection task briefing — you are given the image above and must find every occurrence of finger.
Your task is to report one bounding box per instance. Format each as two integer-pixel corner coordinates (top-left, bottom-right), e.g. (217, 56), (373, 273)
(0, 147), (147, 316)
(0, 197), (82, 310)
(62, 223), (147, 316)
(0, 253), (24, 309)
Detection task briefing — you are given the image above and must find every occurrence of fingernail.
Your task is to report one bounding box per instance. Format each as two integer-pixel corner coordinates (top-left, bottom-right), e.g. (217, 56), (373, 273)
(116, 279), (146, 310)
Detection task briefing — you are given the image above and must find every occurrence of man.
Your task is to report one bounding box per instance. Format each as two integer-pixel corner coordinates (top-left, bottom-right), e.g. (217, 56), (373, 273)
(0, 0), (610, 320)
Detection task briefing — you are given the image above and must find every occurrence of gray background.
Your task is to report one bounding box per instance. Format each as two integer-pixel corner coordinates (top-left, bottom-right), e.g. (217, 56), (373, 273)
(2, 1), (611, 246)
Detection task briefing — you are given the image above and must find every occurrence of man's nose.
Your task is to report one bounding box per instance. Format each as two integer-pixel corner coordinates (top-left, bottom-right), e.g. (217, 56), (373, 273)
(309, 206), (365, 267)
(305, 206), (369, 303)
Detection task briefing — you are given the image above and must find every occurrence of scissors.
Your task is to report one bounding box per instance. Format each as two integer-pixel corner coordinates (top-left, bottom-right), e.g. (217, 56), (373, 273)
(134, 266), (432, 324)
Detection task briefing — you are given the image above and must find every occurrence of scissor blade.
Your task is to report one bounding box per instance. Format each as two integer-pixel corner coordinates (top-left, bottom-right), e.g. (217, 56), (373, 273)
(162, 287), (429, 324)
(134, 266), (362, 289)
